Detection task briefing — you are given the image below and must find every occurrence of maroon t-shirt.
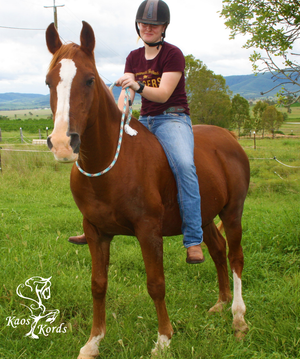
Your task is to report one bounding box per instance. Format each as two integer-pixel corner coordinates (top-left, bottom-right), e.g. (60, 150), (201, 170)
(124, 42), (190, 116)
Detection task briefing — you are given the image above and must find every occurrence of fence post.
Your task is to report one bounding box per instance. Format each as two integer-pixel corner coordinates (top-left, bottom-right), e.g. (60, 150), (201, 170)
(39, 129), (41, 139)
(20, 128), (23, 143)
(0, 128), (2, 142)
(0, 147), (2, 172)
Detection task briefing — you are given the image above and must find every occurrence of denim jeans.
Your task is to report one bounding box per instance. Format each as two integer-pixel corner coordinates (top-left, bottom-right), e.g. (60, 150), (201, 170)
(139, 112), (203, 248)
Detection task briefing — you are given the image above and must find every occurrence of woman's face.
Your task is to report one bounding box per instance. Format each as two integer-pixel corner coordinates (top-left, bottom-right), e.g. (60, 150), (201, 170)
(138, 23), (165, 44)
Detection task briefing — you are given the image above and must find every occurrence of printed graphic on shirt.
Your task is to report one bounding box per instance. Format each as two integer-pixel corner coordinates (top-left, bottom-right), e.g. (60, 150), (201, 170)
(136, 69), (161, 88)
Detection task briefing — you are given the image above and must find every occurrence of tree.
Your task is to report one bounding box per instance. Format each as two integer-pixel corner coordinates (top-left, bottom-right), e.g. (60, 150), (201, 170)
(252, 100), (268, 137)
(262, 105), (284, 138)
(185, 55), (232, 127)
(221, 0), (300, 104)
(231, 94), (250, 136)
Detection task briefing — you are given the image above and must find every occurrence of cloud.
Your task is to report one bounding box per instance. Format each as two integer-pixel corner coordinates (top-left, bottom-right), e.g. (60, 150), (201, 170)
(0, 0), (253, 94)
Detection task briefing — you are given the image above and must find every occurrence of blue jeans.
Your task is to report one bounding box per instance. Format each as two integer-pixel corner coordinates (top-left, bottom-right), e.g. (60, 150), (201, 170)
(139, 112), (203, 248)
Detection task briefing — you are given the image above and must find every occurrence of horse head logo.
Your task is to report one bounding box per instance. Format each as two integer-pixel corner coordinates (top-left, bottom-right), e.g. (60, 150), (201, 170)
(16, 276), (60, 339)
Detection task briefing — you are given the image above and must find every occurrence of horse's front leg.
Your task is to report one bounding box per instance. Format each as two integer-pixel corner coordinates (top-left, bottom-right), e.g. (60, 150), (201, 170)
(136, 220), (173, 355)
(77, 219), (112, 359)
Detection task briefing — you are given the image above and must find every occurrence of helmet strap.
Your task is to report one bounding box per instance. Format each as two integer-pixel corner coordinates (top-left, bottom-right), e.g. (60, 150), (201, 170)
(135, 23), (168, 50)
(144, 38), (164, 49)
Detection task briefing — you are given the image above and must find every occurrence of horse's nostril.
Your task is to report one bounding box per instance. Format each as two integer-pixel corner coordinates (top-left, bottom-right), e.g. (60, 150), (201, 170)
(69, 133), (81, 154)
(47, 136), (53, 150)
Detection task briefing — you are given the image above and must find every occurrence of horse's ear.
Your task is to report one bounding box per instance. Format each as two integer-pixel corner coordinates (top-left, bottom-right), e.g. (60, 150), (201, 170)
(46, 23), (63, 54)
(80, 21), (95, 54)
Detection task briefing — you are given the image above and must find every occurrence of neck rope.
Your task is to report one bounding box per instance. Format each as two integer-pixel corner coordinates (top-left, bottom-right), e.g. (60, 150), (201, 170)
(75, 85), (138, 177)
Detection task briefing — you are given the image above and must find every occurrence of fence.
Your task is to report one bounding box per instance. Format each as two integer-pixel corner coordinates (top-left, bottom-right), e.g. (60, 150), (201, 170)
(0, 127), (50, 145)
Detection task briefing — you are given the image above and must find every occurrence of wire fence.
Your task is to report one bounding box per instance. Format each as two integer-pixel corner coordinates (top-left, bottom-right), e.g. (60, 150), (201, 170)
(1, 145), (299, 179)
(249, 156), (300, 169)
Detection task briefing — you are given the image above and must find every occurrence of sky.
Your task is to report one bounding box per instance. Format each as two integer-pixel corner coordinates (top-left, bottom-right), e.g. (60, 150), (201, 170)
(0, 0), (254, 95)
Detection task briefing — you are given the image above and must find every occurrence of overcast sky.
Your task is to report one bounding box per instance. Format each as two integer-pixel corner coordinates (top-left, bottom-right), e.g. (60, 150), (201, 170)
(0, 0), (254, 95)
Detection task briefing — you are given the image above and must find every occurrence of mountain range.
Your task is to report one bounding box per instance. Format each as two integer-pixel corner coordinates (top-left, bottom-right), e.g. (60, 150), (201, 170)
(0, 72), (296, 111)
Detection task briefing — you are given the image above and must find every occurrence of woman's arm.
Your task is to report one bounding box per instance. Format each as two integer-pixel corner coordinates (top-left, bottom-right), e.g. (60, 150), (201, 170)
(116, 71), (182, 104)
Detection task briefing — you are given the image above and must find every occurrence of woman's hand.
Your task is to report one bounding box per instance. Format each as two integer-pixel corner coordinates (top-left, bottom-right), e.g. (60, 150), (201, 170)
(116, 74), (139, 92)
(116, 71), (182, 104)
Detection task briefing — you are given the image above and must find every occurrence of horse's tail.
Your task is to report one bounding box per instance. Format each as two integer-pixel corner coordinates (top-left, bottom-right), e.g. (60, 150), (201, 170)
(216, 220), (224, 234)
(228, 130), (237, 140)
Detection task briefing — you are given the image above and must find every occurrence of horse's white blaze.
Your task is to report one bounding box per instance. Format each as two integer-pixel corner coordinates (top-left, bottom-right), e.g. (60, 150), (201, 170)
(49, 59), (78, 162)
(232, 271), (246, 317)
(54, 59), (77, 133)
(79, 334), (104, 357)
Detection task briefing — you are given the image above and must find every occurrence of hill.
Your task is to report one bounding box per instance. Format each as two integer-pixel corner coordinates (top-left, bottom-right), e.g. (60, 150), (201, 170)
(0, 73), (298, 110)
(225, 72), (299, 99)
(0, 93), (50, 110)
(0, 86), (140, 111)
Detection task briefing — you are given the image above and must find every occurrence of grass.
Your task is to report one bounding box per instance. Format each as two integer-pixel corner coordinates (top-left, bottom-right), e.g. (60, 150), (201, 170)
(0, 131), (299, 358)
(0, 109), (52, 120)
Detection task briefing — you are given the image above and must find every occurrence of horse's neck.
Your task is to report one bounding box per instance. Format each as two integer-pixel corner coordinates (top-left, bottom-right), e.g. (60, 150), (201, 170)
(79, 84), (122, 173)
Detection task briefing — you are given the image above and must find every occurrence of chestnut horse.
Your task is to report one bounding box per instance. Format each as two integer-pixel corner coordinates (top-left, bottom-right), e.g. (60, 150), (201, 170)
(46, 21), (250, 359)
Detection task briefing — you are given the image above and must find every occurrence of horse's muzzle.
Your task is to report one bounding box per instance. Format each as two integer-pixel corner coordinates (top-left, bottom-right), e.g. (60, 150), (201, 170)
(47, 132), (81, 163)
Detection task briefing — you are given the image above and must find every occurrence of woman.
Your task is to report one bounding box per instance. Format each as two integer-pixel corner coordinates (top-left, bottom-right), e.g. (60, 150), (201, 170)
(116, 0), (204, 264)
(69, 0), (204, 264)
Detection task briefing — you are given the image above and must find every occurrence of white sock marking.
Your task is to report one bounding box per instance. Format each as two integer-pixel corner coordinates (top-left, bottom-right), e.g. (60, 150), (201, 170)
(232, 271), (246, 316)
(79, 334), (104, 357)
(152, 333), (171, 354)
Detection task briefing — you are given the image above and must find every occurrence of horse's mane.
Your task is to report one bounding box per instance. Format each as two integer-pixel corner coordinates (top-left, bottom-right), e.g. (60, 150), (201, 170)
(48, 43), (80, 72)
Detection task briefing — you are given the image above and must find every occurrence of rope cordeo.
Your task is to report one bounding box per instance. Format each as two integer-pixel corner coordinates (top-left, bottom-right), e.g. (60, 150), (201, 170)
(75, 85), (137, 177)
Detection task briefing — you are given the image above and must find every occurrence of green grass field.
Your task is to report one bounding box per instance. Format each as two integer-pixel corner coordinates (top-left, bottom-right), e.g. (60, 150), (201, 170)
(0, 109), (52, 120)
(0, 129), (299, 358)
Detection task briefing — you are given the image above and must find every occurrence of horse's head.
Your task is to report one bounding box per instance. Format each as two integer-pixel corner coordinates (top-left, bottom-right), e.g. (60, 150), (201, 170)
(45, 21), (97, 162)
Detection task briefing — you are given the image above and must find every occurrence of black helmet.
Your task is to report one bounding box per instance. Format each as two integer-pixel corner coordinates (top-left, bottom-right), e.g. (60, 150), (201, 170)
(135, 0), (170, 47)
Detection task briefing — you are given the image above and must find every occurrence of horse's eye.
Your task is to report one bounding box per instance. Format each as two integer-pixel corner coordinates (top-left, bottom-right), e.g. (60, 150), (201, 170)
(86, 78), (95, 87)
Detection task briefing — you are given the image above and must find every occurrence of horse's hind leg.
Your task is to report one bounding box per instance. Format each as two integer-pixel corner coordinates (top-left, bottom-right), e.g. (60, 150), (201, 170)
(221, 210), (249, 338)
(136, 220), (173, 355)
(203, 222), (232, 312)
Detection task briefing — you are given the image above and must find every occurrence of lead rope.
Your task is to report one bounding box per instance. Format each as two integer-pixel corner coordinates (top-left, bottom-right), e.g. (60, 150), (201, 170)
(75, 85), (138, 177)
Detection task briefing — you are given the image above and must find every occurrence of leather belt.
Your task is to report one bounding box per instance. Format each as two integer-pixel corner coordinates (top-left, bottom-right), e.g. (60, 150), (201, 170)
(165, 106), (186, 113)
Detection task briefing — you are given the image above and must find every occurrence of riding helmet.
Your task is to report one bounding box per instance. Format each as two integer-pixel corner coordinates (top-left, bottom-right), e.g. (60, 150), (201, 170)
(135, 0), (170, 46)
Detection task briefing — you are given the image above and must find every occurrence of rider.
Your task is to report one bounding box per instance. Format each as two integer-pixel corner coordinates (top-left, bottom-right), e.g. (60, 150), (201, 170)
(69, 0), (205, 264)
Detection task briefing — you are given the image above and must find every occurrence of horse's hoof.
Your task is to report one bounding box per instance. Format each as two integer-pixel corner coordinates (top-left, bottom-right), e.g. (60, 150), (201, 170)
(233, 316), (249, 340)
(208, 301), (228, 313)
(234, 324), (249, 340)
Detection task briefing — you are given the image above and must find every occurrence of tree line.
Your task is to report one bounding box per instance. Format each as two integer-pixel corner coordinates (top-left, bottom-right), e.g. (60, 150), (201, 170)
(185, 54), (286, 137)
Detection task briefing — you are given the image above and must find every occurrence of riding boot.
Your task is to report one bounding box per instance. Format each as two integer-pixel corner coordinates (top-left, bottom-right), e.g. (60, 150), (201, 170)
(68, 234), (87, 245)
(186, 245), (205, 264)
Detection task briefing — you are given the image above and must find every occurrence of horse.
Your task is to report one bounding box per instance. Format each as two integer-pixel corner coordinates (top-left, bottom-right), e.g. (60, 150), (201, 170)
(45, 21), (250, 359)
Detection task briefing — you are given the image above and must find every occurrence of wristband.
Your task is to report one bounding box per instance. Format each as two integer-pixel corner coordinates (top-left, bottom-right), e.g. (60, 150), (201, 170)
(136, 81), (145, 94)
